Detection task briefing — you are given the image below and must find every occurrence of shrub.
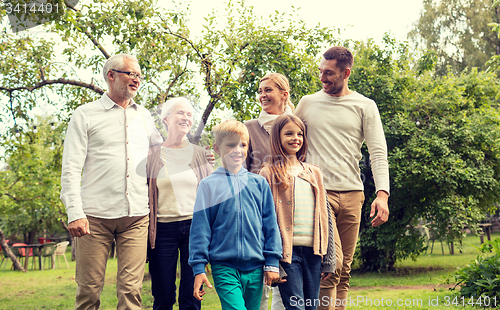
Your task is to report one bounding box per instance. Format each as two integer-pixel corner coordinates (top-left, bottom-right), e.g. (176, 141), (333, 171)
(453, 238), (500, 305)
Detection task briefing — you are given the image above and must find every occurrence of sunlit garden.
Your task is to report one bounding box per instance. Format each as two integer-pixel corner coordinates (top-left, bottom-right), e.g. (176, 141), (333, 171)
(1, 233), (499, 309)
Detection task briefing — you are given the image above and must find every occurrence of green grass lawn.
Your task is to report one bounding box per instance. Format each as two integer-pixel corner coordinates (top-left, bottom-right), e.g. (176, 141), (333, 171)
(0, 233), (497, 309)
(350, 232), (495, 288)
(344, 233), (500, 309)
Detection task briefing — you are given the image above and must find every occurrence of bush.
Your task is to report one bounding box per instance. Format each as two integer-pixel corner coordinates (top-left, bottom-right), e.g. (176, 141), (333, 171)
(453, 238), (500, 304)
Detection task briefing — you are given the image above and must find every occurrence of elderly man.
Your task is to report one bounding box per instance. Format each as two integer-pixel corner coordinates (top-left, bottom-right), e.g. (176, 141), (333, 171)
(295, 46), (390, 310)
(61, 54), (162, 309)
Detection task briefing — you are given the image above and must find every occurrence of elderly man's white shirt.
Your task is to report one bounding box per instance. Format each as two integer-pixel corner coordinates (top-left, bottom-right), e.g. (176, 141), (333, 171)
(60, 93), (163, 223)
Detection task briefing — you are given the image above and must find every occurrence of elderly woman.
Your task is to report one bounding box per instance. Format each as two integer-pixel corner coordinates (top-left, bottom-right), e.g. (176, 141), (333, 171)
(244, 73), (294, 310)
(147, 97), (213, 310)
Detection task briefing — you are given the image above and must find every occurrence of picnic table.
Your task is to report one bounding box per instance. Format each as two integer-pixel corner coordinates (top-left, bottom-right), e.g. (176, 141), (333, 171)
(11, 244), (42, 271)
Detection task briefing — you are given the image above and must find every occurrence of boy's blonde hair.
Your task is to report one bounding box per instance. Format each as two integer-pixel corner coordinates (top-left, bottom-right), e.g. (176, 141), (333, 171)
(213, 119), (249, 146)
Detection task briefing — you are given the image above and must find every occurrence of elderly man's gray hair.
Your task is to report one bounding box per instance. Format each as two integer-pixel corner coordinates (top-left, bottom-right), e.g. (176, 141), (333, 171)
(102, 54), (139, 84)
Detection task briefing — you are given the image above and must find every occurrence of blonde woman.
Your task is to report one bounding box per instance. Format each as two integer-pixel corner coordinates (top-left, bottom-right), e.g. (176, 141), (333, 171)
(245, 73), (295, 174)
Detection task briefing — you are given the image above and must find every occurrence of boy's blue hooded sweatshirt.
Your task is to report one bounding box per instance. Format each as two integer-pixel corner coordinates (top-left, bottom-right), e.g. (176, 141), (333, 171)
(189, 166), (282, 275)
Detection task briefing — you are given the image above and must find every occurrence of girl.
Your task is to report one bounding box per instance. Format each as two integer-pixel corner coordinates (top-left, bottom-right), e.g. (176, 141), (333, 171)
(259, 114), (335, 310)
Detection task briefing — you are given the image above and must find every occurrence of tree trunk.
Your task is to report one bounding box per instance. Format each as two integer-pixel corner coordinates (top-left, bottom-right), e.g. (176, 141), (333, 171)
(0, 228), (25, 272)
(27, 230), (36, 244)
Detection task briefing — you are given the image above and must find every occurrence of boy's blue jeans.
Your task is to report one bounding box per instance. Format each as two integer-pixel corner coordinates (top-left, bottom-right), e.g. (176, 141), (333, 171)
(211, 264), (264, 310)
(148, 220), (201, 310)
(279, 246), (322, 310)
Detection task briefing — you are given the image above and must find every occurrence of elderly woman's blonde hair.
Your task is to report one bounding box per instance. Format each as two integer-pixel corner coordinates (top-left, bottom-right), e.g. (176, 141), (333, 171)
(160, 97), (194, 132)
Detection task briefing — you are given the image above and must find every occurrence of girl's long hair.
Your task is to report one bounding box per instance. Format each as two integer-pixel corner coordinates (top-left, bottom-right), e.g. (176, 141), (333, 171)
(266, 114), (308, 188)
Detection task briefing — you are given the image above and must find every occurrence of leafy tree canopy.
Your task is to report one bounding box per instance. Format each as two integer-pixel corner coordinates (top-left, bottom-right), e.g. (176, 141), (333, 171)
(0, 0), (338, 140)
(0, 116), (66, 244)
(409, 0), (500, 75)
(351, 37), (500, 271)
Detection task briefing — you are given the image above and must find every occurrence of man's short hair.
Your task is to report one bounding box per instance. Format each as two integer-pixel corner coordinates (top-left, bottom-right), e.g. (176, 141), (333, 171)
(323, 46), (353, 71)
(213, 120), (249, 146)
(102, 54), (139, 84)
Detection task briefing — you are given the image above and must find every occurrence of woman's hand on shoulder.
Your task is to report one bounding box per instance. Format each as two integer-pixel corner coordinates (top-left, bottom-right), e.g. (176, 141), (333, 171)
(205, 146), (215, 166)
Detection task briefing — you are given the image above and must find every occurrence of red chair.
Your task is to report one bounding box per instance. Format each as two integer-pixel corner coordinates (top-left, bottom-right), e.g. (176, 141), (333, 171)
(12, 243), (27, 256)
(12, 243), (34, 257)
(11, 243), (27, 268)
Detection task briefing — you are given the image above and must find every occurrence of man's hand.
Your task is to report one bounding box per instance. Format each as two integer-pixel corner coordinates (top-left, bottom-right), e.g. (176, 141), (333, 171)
(264, 271), (280, 286)
(68, 218), (90, 237)
(321, 272), (332, 281)
(193, 273), (212, 301)
(370, 190), (389, 227)
(205, 146), (215, 166)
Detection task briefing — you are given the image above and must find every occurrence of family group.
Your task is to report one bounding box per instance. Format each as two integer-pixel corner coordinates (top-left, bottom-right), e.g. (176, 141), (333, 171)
(60, 46), (390, 310)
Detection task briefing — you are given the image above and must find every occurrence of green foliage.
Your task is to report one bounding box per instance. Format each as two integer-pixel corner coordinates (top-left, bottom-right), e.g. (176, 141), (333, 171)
(350, 38), (424, 271)
(0, 117), (66, 243)
(198, 1), (337, 122)
(409, 0), (500, 75)
(350, 37), (500, 271)
(453, 238), (500, 302)
(1, 0), (338, 137)
(486, 0), (500, 71)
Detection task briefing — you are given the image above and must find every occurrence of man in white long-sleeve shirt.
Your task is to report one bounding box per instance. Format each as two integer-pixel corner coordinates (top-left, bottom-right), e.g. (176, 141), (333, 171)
(295, 46), (390, 310)
(60, 54), (162, 310)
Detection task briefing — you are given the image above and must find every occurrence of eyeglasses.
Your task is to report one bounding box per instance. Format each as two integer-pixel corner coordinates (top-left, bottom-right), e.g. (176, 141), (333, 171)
(111, 69), (144, 81)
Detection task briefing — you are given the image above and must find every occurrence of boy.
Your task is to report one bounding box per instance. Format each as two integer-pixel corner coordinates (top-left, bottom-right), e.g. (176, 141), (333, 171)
(189, 120), (282, 310)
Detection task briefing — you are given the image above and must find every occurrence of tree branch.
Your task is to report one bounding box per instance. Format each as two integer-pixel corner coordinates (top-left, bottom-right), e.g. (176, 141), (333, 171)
(164, 55), (190, 101)
(149, 80), (163, 93)
(7, 176), (22, 190)
(65, 1), (110, 59)
(0, 228), (25, 272)
(80, 26), (111, 59)
(156, 15), (224, 142)
(0, 192), (43, 201)
(158, 15), (203, 60)
(0, 78), (104, 95)
(64, 0), (78, 12)
(192, 97), (217, 144)
(39, 67), (45, 81)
